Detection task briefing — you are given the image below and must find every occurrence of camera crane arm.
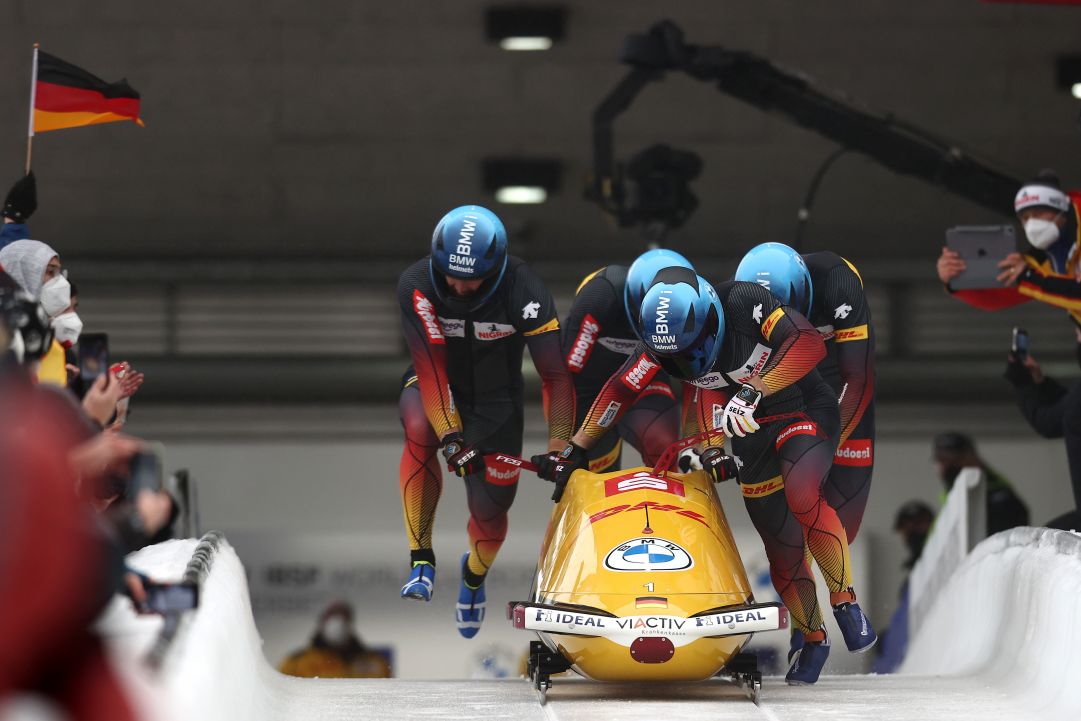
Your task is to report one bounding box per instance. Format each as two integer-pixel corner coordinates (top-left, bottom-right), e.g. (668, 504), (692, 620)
(589, 21), (1025, 226)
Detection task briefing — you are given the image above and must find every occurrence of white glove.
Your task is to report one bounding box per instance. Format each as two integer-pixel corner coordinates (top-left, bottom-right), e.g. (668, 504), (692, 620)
(722, 384), (762, 438)
(677, 448), (704, 473)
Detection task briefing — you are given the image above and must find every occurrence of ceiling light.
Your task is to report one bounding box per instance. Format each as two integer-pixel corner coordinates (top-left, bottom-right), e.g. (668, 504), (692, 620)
(486, 6), (566, 51)
(495, 186), (548, 204)
(499, 36), (554, 52)
(482, 158), (562, 205)
(1072, 83), (1081, 100)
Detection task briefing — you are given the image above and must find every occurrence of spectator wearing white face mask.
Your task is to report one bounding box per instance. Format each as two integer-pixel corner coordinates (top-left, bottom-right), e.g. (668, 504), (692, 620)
(278, 601), (392, 679)
(936, 169), (1081, 325)
(0, 238), (72, 386)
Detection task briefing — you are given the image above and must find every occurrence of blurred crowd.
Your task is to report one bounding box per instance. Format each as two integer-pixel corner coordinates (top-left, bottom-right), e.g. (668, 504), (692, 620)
(0, 173), (179, 721)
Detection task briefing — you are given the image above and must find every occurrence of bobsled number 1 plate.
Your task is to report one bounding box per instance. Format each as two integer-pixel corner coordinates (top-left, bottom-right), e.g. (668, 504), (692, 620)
(512, 603), (788, 648)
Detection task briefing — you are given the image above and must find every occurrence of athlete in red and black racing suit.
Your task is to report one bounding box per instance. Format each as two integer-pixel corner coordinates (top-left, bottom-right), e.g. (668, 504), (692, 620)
(540, 271), (875, 682)
(562, 265), (680, 472)
(799, 252), (875, 542)
(397, 251), (574, 635)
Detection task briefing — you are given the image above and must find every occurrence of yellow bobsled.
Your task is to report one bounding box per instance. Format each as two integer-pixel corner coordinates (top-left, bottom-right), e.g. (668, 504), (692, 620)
(502, 437), (787, 697)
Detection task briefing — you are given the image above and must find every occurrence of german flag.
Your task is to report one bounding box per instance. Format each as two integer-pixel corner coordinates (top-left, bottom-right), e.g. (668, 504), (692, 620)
(33, 51), (143, 134)
(635, 596), (668, 609)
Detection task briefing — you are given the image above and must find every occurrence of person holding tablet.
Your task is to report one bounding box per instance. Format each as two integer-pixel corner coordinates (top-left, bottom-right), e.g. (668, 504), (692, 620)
(936, 170), (1081, 324)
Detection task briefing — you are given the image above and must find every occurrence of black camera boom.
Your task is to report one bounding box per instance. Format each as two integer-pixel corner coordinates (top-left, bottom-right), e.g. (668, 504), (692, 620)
(588, 21), (1025, 234)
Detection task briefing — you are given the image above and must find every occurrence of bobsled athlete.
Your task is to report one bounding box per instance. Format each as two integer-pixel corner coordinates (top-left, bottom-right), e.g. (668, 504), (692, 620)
(561, 249), (692, 473)
(535, 268), (876, 685)
(396, 205), (574, 638)
(735, 243), (875, 542)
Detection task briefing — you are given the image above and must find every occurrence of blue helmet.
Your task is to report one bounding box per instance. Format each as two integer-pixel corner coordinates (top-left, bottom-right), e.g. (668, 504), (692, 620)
(734, 242), (812, 316)
(429, 205), (509, 309)
(430, 205), (508, 281)
(637, 268), (724, 380)
(624, 248), (694, 329)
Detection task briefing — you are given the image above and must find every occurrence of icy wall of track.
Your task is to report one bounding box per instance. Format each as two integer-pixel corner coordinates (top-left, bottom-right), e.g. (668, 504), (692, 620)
(902, 527), (1081, 718)
(104, 530), (1081, 721)
(153, 539), (286, 721)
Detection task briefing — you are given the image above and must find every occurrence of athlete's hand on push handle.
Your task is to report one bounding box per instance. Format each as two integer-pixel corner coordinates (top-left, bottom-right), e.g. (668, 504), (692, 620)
(699, 447), (742, 483)
(722, 384), (763, 438)
(441, 433), (483, 477)
(532, 442), (588, 502)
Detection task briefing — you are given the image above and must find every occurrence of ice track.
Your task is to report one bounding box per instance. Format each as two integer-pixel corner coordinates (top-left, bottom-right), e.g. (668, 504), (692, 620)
(107, 529), (1081, 721)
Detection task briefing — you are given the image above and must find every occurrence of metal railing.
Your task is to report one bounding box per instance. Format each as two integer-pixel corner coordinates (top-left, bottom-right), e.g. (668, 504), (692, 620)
(144, 530), (226, 670)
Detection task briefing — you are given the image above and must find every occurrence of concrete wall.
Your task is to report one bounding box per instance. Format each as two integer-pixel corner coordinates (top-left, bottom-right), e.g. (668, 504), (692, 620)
(2, 1), (1080, 264)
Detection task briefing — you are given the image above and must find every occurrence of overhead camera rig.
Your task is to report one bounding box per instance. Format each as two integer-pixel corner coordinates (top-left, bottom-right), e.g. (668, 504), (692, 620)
(587, 21), (1025, 244)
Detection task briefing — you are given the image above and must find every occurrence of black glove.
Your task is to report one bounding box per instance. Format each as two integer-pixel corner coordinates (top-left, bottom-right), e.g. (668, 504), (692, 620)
(3, 172), (36, 223)
(531, 442), (588, 501)
(700, 447), (741, 483)
(441, 433), (483, 477)
(1004, 353), (1032, 388)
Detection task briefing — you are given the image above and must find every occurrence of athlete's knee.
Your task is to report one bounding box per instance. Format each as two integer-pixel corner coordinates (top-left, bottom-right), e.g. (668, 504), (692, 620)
(400, 414), (438, 448)
(756, 531), (806, 579)
(468, 513), (508, 543)
(465, 476), (518, 520)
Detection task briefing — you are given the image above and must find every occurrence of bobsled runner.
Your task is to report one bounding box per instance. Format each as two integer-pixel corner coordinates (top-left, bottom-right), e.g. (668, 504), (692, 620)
(495, 432), (788, 701)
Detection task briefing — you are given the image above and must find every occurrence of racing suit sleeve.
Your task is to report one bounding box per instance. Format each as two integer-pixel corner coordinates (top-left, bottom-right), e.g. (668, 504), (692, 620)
(527, 330), (576, 445)
(561, 269), (622, 371)
(757, 306), (827, 394)
(822, 262), (876, 444)
(681, 384), (731, 449)
(947, 286), (1030, 311)
(725, 282), (825, 395)
(398, 276), (461, 441)
(511, 263), (575, 446)
(571, 346), (660, 449)
(1016, 255), (1081, 314)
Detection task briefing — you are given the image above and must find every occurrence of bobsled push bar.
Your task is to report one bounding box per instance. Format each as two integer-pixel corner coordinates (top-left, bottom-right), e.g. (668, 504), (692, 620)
(484, 414), (806, 479)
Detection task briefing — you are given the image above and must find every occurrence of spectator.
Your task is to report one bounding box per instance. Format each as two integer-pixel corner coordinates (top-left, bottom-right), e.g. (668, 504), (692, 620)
(278, 601), (392, 679)
(0, 172), (35, 249)
(1004, 343), (1081, 528)
(0, 238), (71, 387)
(894, 500), (935, 570)
(932, 432), (1030, 535)
(936, 169), (1081, 323)
(0, 308), (147, 721)
(872, 500), (936, 674)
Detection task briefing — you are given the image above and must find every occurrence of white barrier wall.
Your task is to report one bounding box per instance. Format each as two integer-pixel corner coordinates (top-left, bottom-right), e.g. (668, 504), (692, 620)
(907, 466), (985, 642)
(902, 528), (1081, 719)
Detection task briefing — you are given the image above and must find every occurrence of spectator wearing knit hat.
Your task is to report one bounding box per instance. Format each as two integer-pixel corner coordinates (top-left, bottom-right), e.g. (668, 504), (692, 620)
(937, 169), (1081, 326)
